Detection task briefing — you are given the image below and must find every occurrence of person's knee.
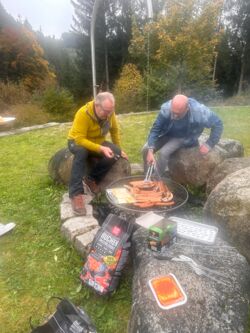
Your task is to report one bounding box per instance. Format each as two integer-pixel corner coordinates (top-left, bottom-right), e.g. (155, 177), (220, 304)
(159, 148), (171, 160)
(73, 147), (89, 161)
(159, 141), (181, 158)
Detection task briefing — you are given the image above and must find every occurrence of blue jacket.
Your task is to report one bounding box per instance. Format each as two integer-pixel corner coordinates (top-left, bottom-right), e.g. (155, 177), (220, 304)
(148, 98), (223, 149)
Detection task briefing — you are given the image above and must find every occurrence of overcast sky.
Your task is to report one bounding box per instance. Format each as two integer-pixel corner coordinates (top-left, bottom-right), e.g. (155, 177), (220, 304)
(1, 0), (75, 38)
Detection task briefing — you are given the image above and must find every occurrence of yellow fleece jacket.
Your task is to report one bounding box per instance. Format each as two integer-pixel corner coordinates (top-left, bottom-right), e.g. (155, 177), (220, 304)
(68, 101), (121, 153)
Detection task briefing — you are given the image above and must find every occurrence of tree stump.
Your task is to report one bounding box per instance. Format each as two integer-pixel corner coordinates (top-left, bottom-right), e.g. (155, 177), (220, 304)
(48, 147), (131, 190)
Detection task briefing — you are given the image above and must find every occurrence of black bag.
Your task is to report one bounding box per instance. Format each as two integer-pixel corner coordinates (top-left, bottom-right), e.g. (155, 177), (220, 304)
(80, 213), (134, 295)
(30, 298), (97, 333)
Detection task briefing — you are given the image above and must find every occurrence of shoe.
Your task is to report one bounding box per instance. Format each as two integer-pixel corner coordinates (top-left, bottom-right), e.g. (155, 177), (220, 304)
(71, 194), (86, 216)
(0, 222), (16, 237)
(83, 177), (100, 194)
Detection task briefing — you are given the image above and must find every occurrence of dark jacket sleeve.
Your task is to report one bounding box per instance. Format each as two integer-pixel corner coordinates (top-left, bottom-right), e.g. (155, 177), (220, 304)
(204, 110), (223, 148)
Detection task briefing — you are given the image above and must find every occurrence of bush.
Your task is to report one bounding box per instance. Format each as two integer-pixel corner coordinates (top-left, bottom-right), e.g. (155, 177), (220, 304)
(0, 104), (51, 129)
(221, 88), (250, 106)
(145, 72), (175, 109)
(0, 81), (32, 107)
(113, 64), (145, 114)
(39, 86), (76, 120)
(141, 70), (223, 109)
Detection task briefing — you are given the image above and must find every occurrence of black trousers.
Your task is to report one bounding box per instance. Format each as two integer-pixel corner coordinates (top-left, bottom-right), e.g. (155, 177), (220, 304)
(68, 140), (121, 198)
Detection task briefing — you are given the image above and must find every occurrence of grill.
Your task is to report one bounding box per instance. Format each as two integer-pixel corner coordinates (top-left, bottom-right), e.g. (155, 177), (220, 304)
(105, 175), (188, 215)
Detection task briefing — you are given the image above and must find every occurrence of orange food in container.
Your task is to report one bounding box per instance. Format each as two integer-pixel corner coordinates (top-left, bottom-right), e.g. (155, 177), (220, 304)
(149, 273), (187, 310)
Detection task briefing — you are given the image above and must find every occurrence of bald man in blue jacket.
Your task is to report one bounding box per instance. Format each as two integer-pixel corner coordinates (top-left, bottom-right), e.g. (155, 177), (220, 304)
(143, 94), (223, 175)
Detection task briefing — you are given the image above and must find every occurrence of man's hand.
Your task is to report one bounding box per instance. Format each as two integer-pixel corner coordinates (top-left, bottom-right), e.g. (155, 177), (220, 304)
(147, 149), (156, 165)
(199, 143), (210, 155)
(100, 146), (128, 160)
(100, 145), (115, 158)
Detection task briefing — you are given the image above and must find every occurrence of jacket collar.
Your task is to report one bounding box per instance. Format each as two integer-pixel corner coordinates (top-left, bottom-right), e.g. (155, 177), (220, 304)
(85, 101), (98, 122)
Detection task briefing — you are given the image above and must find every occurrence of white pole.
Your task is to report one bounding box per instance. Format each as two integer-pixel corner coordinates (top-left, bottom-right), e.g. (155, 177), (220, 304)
(90, 0), (102, 98)
(146, 0), (153, 19)
(146, 0), (153, 111)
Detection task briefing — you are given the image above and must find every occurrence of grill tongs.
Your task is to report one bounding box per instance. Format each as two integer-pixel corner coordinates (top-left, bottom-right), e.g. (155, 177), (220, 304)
(145, 162), (162, 182)
(144, 164), (154, 182)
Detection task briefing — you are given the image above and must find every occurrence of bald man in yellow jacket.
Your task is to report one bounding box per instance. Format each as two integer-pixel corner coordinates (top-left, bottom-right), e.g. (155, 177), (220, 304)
(68, 92), (127, 215)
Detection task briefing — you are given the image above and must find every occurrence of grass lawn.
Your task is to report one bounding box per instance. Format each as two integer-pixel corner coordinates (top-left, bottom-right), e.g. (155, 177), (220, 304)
(0, 106), (250, 333)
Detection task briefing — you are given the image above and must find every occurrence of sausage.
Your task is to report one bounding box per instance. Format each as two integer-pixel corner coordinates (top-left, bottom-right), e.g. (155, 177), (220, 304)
(126, 179), (175, 208)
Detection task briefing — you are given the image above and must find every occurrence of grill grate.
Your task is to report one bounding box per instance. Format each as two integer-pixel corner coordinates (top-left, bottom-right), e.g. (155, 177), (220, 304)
(105, 176), (188, 215)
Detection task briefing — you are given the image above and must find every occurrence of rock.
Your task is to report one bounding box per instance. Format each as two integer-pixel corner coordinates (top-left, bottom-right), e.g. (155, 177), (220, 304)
(131, 163), (144, 175)
(60, 193), (94, 221)
(204, 167), (250, 263)
(0, 122), (60, 137)
(214, 137), (244, 158)
(168, 137), (244, 188)
(48, 148), (73, 185)
(48, 147), (131, 188)
(61, 216), (99, 242)
(168, 146), (222, 187)
(60, 192), (100, 257)
(98, 157), (131, 190)
(58, 188), (130, 258)
(128, 227), (250, 333)
(74, 228), (100, 257)
(206, 157), (250, 194)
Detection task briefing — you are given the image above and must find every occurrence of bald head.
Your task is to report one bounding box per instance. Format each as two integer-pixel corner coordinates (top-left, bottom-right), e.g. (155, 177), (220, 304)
(171, 94), (189, 120)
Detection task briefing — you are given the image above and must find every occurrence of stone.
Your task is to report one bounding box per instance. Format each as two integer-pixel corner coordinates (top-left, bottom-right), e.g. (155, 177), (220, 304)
(131, 163), (144, 175)
(168, 137), (244, 188)
(61, 216), (99, 242)
(59, 191), (100, 257)
(0, 122), (60, 137)
(206, 157), (250, 194)
(168, 146), (222, 187)
(98, 157), (131, 190)
(48, 148), (73, 185)
(60, 193), (94, 221)
(214, 137), (244, 158)
(48, 147), (131, 187)
(204, 167), (250, 263)
(128, 227), (250, 333)
(74, 227), (100, 257)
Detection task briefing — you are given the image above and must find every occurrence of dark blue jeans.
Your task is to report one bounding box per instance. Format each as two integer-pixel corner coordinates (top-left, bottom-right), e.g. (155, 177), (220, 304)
(68, 140), (121, 198)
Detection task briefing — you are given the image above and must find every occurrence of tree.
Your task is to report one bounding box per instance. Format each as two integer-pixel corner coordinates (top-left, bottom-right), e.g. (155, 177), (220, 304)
(71, 0), (95, 36)
(0, 3), (55, 90)
(71, 0), (136, 96)
(113, 63), (144, 113)
(223, 0), (250, 95)
(36, 31), (81, 98)
(215, 30), (240, 96)
(129, 0), (223, 105)
(0, 2), (17, 29)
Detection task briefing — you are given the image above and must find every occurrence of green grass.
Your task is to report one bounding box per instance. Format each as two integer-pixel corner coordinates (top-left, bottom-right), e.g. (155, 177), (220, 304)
(0, 107), (250, 333)
(213, 106), (250, 156)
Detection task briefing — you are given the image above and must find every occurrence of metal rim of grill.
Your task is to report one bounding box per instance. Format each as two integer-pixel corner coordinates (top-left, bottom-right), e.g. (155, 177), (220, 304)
(105, 175), (188, 214)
